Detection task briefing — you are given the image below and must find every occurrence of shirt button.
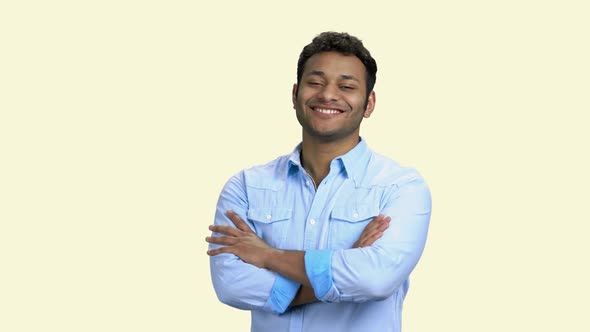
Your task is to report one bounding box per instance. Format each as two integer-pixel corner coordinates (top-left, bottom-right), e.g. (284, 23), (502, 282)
(305, 180), (311, 186)
(309, 219), (316, 225)
(266, 214), (272, 220)
(352, 212), (359, 219)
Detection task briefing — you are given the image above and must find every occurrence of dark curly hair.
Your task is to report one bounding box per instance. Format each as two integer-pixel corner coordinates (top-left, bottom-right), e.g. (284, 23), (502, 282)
(296, 32), (378, 98)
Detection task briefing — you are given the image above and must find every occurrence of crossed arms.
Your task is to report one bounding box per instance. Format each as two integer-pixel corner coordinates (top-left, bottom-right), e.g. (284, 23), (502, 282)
(207, 173), (431, 314)
(207, 210), (391, 307)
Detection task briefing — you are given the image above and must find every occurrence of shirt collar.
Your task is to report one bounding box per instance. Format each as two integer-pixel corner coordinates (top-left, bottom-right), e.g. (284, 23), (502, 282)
(287, 138), (371, 183)
(337, 137), (370, 183)
(287, 142), (304, 170)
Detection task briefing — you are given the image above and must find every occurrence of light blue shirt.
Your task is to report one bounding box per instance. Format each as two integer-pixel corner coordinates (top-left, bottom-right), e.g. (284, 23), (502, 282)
(209, 138), (432, 332)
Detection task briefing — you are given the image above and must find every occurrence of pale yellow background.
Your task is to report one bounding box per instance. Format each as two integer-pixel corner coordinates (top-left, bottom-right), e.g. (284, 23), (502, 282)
(1, 1), (589, 331)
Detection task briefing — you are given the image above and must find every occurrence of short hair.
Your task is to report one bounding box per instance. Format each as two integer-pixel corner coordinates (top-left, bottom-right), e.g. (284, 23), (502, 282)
(296, 32), (378, 96)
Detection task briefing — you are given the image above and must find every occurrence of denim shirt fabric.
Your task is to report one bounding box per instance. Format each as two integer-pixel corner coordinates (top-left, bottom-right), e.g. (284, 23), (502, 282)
(209, 138), (432, 332)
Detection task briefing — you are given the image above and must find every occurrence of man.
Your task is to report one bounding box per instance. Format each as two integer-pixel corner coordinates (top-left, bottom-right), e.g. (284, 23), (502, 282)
(206, 32), (432, 332)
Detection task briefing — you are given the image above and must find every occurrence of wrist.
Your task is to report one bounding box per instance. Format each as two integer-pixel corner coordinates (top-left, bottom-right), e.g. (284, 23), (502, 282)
(264, 248), (283, 271)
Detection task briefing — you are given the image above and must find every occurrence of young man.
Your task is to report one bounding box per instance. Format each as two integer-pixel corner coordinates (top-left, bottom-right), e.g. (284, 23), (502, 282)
(206, 32), (432, 332)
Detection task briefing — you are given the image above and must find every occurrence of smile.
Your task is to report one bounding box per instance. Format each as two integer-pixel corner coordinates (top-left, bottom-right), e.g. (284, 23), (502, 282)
(313, 108), (343, 114)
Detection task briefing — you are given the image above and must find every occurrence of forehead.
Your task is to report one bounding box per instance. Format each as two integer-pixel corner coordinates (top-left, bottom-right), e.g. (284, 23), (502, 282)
(302, 51), (366, 82)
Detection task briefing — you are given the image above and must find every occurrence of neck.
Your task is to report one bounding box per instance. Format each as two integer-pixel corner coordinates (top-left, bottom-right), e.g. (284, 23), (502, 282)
(300, 133), (360, 185)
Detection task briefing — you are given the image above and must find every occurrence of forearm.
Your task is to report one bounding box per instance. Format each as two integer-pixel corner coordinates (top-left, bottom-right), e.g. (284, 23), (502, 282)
(289, 285), (318, 308)
(265, 249), (312, 287)
(263, 250), (321, 308)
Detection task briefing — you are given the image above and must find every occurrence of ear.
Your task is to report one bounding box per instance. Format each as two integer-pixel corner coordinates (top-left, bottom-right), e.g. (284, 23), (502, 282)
(363, 91), (376, 118)
(292, 83), (298, 109)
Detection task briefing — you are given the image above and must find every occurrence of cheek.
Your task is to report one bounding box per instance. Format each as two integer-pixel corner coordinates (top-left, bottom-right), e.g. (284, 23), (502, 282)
(297, 87), (318, 101)
(295, 94), (313, 110)
(343, 96), (365, 111)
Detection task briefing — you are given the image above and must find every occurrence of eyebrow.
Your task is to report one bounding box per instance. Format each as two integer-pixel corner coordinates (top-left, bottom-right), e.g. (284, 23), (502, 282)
(306, 70), (360, 82)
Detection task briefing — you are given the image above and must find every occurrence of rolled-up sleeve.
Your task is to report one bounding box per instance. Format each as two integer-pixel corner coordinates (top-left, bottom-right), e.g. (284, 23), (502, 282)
(209, 173), (300, 314)
(304, 177), (432, 303)
(304, 249), (334, 300)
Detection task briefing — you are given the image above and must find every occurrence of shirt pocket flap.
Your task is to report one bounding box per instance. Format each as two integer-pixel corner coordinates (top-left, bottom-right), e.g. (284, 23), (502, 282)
(247, 207), (292, 224)
(331, 204), (379, 223)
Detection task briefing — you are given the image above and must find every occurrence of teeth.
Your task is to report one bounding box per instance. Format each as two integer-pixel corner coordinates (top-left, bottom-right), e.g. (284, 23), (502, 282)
(315, 108), (341, 114)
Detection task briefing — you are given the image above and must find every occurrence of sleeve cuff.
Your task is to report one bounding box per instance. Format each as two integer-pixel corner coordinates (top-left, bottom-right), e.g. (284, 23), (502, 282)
(304, 249), (334, 301)
(265, 274), (300, 315)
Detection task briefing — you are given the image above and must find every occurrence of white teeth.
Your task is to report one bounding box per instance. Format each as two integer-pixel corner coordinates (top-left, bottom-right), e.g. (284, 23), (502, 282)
(315, 108), (341, 114)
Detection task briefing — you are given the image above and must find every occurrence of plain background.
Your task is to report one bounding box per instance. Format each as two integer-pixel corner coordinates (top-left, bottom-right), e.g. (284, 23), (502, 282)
(1, 1), (589, 331)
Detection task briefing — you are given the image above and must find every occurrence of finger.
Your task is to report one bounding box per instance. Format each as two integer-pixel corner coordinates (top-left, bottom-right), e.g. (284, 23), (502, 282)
(209, 224), (243, 237)
(362, 232), (384, 247)
(358, 219), (390, 245)
(363, 220), (390, 241)
(362, 228), (382, 240)
(357, 230), (385, 247)
(354, 215), (384, 248)
(207, 246), (235, 256)
(227, 210), (254, 233)
(371, 214), (385, 224)
(367, 214), (383, 227)
(357, 230), (379, 246)
(375, 215), (390, 225)
(205, 235), (238, 246)
(378, 217), (391, 231)
(361, 215), (385, 233)
(366, 216), (389, 233)
(361, 215), (386, 234)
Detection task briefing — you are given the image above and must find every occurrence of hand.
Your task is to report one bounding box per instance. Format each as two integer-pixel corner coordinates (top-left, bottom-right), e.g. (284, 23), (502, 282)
(206, 210), (274, 269)
(352, 214), (391, 248)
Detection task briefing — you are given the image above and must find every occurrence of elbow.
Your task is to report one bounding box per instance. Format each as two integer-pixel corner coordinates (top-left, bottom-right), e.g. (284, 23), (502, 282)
(212, 278), (254, 311)
(210, 256), (275, 312)
(215, 290), (234, 307)
(210, 260), (254, 311)
(358, 275), (404, 301)
(356, 253), (418, 301)
(215, 288), (246, 310)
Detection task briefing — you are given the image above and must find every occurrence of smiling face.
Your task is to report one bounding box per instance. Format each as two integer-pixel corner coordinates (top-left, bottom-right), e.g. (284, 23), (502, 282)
(293, 51), (375, 143)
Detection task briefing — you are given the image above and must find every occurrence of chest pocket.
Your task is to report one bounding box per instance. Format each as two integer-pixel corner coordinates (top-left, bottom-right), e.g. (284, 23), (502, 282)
(247, 207), (292, 248)
(329, 204), (380, 249)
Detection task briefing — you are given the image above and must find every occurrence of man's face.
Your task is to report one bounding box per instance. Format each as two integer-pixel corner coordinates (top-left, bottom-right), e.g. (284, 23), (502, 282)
(293, 51), (375, 142)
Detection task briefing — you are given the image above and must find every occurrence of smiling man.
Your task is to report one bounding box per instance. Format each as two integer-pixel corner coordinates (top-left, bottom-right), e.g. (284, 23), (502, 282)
(206, 32), (432, 332)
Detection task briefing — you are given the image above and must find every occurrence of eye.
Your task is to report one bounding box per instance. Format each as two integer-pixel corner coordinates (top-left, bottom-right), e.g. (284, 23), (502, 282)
(307, 81), (323, 87)
(340, 85), (355, 90)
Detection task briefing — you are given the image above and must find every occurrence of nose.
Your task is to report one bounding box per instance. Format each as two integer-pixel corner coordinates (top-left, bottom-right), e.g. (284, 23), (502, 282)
(317, 83), (339, 102)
